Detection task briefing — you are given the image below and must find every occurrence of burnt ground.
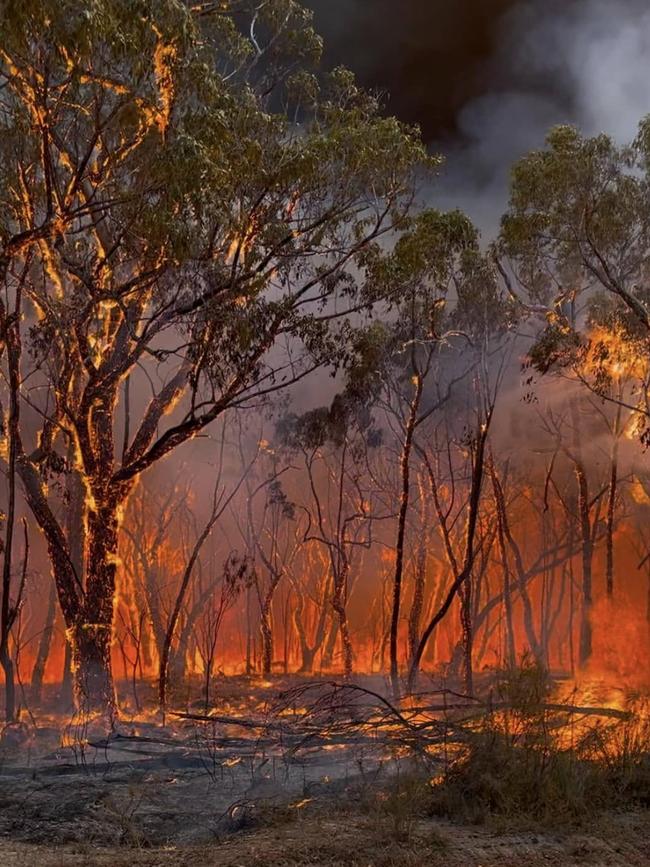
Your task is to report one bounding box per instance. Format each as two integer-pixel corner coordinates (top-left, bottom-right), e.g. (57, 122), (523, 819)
(0, 675), (648, 866)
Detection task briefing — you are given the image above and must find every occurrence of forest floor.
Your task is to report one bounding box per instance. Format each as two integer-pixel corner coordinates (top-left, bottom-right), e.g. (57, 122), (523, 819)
(1, 809), (649, 866)
(0, 674), (647, 866)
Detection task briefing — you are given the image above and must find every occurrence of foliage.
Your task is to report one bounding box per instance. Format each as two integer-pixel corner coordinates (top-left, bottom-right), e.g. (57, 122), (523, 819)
(428, 661), (650, 826)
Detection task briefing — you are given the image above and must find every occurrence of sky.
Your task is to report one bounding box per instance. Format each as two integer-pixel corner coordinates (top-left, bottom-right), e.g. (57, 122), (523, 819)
(307, 0), (650, 231)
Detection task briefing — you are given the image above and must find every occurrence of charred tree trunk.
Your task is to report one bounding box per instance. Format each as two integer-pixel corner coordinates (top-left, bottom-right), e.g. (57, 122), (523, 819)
(334, 601), (354, 678)
(321, 602), (339, 670)
(245, 585), (253, 676)
(408, 413), (491, 692)
(605, 417), (621, 599)
(332, 558), (353, 678)
(292, 574), (330, 674)
(257, 568), (283, 676)
(31, 578), (57, 704)
(260, 593), (274, 676)
(389, 370), (423, 698)
(575, 460), (593, 668)
(60, 636), (74, 708)
(490, 465), (516, 668)
(490, 462), (542, 662)
(408, 520), (427, 667)
(0, 287), (22, 722)
(459, 578), (474, 694)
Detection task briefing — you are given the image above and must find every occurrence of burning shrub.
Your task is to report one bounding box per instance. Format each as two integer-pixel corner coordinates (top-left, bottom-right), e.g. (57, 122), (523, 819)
(426, 660), (650, 825)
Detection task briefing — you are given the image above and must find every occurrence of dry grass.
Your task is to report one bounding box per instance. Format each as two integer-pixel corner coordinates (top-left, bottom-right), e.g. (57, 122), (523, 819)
(427, 660), (650, 826)
(1, 810), (649, 867)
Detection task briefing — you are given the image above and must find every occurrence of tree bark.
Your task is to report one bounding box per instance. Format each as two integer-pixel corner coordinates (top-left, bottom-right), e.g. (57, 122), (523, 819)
(459, 577), (474, 695)
(408, 412), (491, 692)
(605, 407), (621, 599)
(390, 371), (423, 698)
(575, 459), (593, 667)
(70, 503), (119, 718)
(260, 594), (274, 676)
(31, 578), (57, 704)
(408, 520), (427, 667)
(490, 464), (516, 668)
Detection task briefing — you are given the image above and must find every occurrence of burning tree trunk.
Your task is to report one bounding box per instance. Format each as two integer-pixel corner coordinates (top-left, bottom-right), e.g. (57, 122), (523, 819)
(459, 575), (474, 694)
(565, 399), (596, 670)
(321, 615), (339, 671)
(259, 589), (277, 676)
(290, 565), (331, 674)
(0, 2), (425, 722)
(69, 501), (121, 718)
(0, 309), (19, 722)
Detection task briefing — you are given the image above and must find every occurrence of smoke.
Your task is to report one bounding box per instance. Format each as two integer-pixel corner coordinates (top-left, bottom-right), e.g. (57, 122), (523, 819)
(435, 0), (650, 232)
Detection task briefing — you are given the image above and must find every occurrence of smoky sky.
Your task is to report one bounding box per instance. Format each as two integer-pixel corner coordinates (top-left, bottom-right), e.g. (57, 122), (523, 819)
(307, 0), (650, 231)
(307, 0), (521, 140)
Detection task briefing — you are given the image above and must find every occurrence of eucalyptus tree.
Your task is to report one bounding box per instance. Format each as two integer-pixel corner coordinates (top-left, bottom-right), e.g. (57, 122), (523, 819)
(499, 121), (650, 437)
(362, 209), (488, 697)
(498, 121), (650, 664)
(0, 0), (431, 717)
(403, 249), (513, 693)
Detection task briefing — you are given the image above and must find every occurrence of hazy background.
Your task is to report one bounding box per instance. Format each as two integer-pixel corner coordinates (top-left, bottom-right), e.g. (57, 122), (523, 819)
(307, 0), (650, 231)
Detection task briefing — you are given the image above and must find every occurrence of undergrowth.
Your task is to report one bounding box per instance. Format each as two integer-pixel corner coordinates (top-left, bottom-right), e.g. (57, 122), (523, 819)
(423, 659), (650, 825)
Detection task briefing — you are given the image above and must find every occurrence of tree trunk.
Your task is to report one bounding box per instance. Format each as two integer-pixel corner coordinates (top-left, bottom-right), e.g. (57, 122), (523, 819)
(292, 575), (328, 674)
(335, 601), (354, 678)
(321, 613), (339, 670)
(69, 621), (115, 717)
(159, 503), (220, 711)
(332, 560), (353, 678)
(31, 578), (57, 704)
(408, 530), (426, 666)
(575, 460), (593, 668)
(605, 439), (619, 598)
(490, 465), (516, 668)
(60, 634), (75, 708)
(260, 596), (273, 676)
(71, 504), (119, 718)
(0, 649), (15, 724)
(408, 413), (491, 692)
(459, 578), (474, 694)
(1, 285), (21, 723)
(495, 476), (542, 661)
(389, 371), (423, 698)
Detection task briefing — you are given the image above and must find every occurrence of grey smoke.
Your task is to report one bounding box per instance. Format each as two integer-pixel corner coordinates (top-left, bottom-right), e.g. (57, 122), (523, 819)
(435, 0), (650, 233)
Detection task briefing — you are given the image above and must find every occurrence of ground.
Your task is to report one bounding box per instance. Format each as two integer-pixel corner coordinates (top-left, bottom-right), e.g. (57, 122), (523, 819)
(1, 675), (648, 866)
(1, 812), (650, 866)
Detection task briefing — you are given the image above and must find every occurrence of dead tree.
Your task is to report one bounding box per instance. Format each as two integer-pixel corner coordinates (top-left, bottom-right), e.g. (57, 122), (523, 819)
(196, 552), (252, 713)
(159, 447), (251, 711)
